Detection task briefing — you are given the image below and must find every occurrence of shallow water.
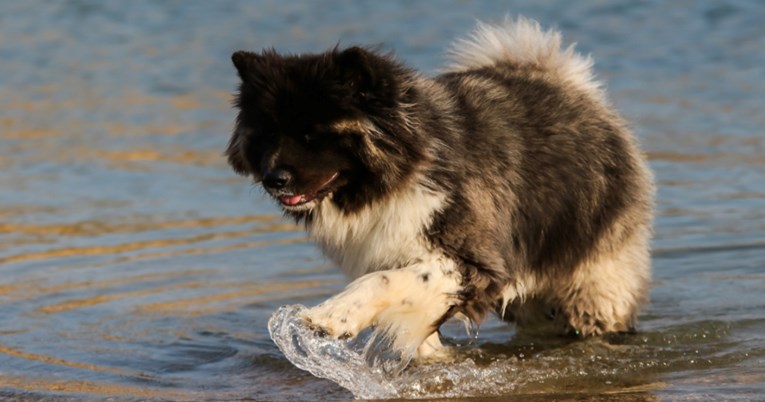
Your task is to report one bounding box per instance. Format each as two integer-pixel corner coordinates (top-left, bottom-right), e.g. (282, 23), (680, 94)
(1, 0), (764, 400)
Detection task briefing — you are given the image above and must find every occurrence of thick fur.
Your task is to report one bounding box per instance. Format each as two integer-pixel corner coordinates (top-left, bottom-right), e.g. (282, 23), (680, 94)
(227, 17), (654, 359)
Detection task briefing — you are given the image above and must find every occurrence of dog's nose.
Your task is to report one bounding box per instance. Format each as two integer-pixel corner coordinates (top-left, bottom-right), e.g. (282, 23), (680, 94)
(263, 168), (292, 189)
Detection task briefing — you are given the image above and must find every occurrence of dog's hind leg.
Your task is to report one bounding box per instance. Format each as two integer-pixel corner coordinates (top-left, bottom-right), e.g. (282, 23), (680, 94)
(555, 234), (651, 336)
(302, 256), (462, 359)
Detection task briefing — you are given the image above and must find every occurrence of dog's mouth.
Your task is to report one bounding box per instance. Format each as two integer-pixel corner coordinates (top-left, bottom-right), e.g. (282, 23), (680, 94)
(277, 172), (339, 210)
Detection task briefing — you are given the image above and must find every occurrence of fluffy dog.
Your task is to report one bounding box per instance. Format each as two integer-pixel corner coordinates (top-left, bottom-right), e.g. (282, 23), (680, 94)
(227, 17), (654, 360)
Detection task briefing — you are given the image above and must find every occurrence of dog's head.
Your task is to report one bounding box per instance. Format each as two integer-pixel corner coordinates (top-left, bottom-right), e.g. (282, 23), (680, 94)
(227, 46), (427, 216)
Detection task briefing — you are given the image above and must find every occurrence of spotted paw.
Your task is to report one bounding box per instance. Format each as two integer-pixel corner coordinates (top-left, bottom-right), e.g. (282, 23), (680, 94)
(301, 297), (376, 341)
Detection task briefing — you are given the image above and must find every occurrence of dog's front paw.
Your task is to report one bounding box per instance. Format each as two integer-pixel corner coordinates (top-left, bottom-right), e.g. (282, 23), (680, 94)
(302, 297), (376, 340)
(300, 270), (389, 340)
(300, 261), (463, 357)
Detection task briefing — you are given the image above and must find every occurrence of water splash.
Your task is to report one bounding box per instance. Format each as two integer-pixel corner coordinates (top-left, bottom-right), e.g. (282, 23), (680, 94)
(267, 305), (402, 398)
(461, 314), (481, 342)
(269, 306), (751, 399)
(268, 305), (539, 399)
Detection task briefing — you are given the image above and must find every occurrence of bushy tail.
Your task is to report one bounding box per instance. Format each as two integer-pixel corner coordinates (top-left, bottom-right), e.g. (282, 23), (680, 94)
(446, 16), (601, 96)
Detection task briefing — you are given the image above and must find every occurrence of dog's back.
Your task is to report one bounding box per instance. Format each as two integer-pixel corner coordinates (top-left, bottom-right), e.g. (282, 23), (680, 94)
(426, 17), (654, 335)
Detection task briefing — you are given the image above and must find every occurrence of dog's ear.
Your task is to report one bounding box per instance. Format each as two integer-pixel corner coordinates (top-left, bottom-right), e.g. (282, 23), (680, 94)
(233, 50), (279, 84)
(225, 124), (253, 177)
(335, 46), (388, 99)
(232, 51), (258, 82)
(336, 47), (373, 89)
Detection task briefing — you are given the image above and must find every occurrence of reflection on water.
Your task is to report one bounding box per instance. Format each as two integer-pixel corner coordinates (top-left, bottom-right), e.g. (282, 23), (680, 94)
(1, 0), (764, 400)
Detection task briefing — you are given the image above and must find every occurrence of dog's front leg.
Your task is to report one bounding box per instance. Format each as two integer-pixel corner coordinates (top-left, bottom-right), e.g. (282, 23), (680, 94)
(303, 257), (462, 358)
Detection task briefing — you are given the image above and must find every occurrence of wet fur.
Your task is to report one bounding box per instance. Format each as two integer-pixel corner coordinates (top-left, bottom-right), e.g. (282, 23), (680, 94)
(227, 17), (654, 356)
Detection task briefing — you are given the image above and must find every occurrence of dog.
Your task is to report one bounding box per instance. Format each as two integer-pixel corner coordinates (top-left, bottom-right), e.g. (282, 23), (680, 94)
(226, 17), (654, 361)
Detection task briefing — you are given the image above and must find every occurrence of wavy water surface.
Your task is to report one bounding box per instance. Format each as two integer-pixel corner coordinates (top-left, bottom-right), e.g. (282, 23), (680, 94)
(1, 1), (764, 400)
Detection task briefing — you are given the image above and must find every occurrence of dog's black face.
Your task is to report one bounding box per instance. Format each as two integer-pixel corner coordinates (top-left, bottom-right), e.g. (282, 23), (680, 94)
(243, 126), (350, 213)
(227, 47), (427, 216)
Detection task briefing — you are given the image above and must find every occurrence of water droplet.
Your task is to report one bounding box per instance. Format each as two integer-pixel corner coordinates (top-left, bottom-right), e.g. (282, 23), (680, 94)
(461, 316), (481, 342)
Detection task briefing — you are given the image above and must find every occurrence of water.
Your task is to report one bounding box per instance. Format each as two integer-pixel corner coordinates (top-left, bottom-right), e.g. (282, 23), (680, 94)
(269, 305), (747, 400)
(1, 0), (764, 400)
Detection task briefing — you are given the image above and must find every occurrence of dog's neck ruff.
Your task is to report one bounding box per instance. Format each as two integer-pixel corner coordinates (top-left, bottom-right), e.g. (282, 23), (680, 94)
(307, 181), (446, 279)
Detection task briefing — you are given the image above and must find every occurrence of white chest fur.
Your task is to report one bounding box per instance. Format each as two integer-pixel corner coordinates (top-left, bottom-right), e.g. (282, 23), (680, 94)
(308, 183), (446, 279)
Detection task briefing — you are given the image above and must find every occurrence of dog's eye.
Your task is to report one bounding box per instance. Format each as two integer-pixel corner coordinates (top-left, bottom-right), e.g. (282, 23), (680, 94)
(304, 131), (339, 148)
(304, 133), (321, 144)
(257, 131), (277, 141)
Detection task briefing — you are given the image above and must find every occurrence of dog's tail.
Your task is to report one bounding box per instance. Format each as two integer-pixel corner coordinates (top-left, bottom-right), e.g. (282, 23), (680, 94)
(446, 16), (601, 96)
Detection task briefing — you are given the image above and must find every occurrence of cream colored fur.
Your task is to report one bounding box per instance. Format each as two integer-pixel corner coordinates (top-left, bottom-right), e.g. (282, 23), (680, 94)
(303, 256), (461, 358)
(446, 16), (603, 99)
(309, 182), (446, 279)
(303, 178), (458, 357)
(499, 227), (651, 335)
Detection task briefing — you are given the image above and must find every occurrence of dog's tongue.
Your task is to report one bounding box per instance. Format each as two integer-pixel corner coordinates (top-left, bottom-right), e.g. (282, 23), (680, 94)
(280, 195), (304, 206)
